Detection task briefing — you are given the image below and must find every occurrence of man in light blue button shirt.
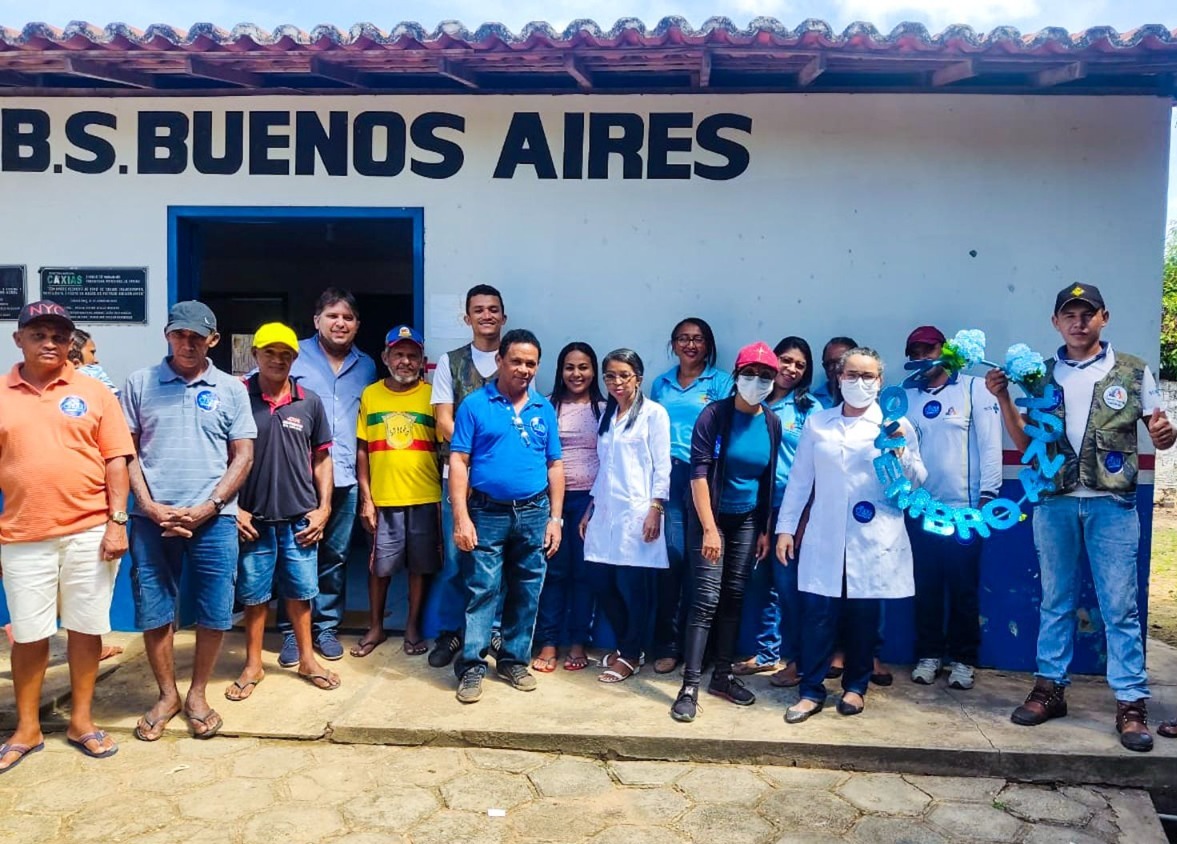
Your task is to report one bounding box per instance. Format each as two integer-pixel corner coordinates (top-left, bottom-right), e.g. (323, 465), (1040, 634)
(279, 288), (377, 664)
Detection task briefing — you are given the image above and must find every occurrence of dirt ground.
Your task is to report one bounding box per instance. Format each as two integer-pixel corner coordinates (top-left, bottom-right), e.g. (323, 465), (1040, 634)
(1150, 508), (1177, 647)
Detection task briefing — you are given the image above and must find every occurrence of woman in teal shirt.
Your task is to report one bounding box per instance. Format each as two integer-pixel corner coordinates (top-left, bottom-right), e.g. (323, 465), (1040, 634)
(649, 318), (733, 674)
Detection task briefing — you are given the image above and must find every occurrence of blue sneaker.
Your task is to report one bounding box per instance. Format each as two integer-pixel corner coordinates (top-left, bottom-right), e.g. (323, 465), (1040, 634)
(277, 633), (299, 668)
(315, 630), (344, 661)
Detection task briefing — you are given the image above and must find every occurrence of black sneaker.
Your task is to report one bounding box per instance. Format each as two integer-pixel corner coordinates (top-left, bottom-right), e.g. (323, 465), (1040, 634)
(670, 685), (700, 722)
(456, 666), (485, 704)
(488, 632), (505, 662)
(496, 663), (538, 692)
(429, 631), (462, 668)
(708, 673), (756, 706)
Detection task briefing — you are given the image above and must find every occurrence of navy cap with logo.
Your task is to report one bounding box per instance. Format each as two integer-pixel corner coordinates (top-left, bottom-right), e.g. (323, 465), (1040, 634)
(385, 325), (424, 350)
(165, 300), (218, 337)
(1054, 283), (1106, 315)
(18, 300), (74, 330)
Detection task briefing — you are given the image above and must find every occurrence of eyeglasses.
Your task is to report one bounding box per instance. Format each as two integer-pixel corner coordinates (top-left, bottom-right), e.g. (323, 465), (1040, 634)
(603, 372), (636, 384)
(674, 335), (706, 346)
(841, 375), (880, 386)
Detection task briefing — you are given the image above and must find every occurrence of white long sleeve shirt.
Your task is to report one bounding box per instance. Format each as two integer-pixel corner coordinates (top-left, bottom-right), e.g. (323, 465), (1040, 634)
(776, 403), (927, 599)
(904, 374), (1003, 508)
(584, 399), (672, 569)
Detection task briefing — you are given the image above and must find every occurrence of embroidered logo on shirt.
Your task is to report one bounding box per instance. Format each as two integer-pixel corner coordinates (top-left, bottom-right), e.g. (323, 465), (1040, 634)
(1102, 386), (1128, 411)
(58, 395), (88, 417)
(195, 390), (220, 412)
(852, 501), (876, 523)
(528, 416), (548, 437)
(1104, 451), (1126, 474)
(922, 400), (942, 419)
(281, 416), (305, 433)
(384, 411), (415, 450)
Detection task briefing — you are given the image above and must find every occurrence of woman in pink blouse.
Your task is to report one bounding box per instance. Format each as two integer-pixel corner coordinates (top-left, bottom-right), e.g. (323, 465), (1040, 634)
(532, 342), (606, 672)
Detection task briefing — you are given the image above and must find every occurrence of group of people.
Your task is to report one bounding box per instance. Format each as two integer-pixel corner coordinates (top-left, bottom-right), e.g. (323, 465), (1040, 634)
(1, 280), (1175, 777)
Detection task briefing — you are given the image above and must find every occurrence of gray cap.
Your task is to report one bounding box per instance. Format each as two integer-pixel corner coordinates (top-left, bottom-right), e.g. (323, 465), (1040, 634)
(165, 300), (217, 337)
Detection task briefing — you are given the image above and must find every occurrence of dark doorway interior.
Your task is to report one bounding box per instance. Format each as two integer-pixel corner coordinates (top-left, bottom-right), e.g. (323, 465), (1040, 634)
(194, 217), (416, 374)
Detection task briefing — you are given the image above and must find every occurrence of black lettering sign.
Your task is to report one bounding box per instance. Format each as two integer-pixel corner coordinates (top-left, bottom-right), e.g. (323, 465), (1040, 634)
(295, 111), (348, 177)
(694, 113), (752, 181)
(248, 111), (291, 175)
(562, 113), (585, 180)
(1, 108), (51, 172)
(494, 112), (557, 179)
(410, 112), (465, 179)
(0, 266), (26, 320)
(587, 113), (644, 180)
(65, 111), (117, 174)
(193, 111), (244, 175)
(647, 113), (693, 180)
(137, 112), (188, 175)
(39, 267), (147, 324)
(353, 112), (407, 177)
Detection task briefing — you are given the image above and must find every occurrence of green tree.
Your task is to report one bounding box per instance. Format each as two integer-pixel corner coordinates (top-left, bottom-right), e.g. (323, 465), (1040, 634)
(1162, 222), (1177, 380)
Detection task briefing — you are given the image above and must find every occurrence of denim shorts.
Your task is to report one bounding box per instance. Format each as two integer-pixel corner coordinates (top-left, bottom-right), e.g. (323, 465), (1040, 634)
(130, 515), (238, 631)
(237, 518), (320, 605)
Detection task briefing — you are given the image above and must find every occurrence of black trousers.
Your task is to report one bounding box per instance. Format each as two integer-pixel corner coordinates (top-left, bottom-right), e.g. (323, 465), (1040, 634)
(799, 586), (881, 703)
(907, 516), (982, 665)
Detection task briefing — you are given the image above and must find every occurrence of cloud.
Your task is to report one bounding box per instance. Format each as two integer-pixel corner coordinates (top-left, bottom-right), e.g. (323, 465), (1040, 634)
(830, 0), (1042, 30)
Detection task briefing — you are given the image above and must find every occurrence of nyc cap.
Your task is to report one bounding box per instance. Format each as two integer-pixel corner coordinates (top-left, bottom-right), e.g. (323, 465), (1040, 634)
(385, 325), (424, 350)
(18, 300), (74, 330)
(252, 322), (299, 354)
(1054, 284), (1105, 314)
(734, 341), (780, 373)
(905, 325), (947, 356)
(166, 300), (218, 336)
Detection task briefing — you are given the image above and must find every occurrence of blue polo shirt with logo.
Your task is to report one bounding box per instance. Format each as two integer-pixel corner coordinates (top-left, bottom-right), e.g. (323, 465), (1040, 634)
(451, 381), (562, 501)
(650, 365), (734, 462)
(121, 358), (257, 515)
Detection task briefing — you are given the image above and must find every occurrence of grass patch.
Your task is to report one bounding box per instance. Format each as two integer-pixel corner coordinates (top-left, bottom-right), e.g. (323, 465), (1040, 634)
(1149, 511), (1177, 647)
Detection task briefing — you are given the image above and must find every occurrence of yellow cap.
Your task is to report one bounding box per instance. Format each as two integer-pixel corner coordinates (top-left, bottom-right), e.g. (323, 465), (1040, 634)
(252, 322), (299, 354)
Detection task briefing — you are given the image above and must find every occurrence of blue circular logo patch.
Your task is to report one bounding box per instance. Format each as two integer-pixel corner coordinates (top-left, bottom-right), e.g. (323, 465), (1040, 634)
(58, 395), (88, 417)
(922, 400), (942, 419)
(195, 390), (219, 412)
(1104, 451), (1125, 474)
(852, 501), (876, 523)
(528, 416), (548, 437)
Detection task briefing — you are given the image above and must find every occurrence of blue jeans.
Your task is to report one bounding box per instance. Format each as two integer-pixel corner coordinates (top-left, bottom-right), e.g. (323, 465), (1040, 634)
(277, 485), (357, 640)
(1031, 494), (1148, 701)
(587, 561), (653, 660)
(130, 515), (238, 631)
(429, 489), (504, 637)
(534, 491), (594, 647)
(237, 519), (319, 606)
(799, 590), (881, 704)
(454, 493), (549, 677)
(739, 506), (802, 666)
(654, 459), (691, 660)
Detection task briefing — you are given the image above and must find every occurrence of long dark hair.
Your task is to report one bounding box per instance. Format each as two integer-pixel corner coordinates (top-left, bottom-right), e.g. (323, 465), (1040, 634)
(774, 336), (816, 413)
(550, 341), (605, 420)
(668, 317), (718, 369)
(599, 349), (646, 435)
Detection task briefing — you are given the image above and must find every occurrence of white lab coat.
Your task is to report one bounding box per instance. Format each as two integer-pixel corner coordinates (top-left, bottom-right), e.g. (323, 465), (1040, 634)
(584, 399), (672, 569)
(775, 402), (927, 599)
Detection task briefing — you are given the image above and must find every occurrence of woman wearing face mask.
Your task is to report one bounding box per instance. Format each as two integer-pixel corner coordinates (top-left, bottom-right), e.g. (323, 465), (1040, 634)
(776, 347), (926, 722)
(649, 317), (733, 675)
(533, 343), (607, 673)
(733, 337), (820, 687)
(580, 350), (671, 683)
(670, 342), (782, 723)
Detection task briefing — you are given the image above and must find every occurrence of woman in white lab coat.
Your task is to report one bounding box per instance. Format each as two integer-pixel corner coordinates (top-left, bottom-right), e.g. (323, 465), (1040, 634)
(581, 349), (672, 683)
(776, 347), (926, 722)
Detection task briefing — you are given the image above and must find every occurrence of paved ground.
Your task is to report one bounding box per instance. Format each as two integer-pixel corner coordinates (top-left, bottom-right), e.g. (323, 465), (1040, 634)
(0, 736), (1166, 844)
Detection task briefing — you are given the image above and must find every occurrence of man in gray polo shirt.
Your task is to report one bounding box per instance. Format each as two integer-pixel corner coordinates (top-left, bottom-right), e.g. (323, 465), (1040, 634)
(122, 301), (256, 741)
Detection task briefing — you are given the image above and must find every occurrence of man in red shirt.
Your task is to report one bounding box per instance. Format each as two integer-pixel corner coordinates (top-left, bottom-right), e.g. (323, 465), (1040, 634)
(0, 301), (134, 772)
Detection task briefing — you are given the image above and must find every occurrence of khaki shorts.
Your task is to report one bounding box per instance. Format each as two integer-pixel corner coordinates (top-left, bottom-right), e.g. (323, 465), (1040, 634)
(1, 524), (116, 643)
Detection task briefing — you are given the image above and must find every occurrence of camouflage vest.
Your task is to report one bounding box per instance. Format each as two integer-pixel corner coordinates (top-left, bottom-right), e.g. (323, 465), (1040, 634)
(1043, 351), (1145, 494)
(437, 343), (491, 461)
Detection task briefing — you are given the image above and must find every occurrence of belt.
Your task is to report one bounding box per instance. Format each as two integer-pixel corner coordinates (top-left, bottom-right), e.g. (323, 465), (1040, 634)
(469, 489), (548, 509)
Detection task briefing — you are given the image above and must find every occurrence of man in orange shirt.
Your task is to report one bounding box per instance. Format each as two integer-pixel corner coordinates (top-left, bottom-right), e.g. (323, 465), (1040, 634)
(0, 301), (134, 773)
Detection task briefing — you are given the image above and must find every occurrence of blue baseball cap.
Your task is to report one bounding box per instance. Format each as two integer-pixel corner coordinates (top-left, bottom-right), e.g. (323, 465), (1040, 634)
(385, 325), (424, 350)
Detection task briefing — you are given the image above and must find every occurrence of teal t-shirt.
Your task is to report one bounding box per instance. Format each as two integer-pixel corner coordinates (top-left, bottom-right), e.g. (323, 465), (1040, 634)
(718, 410), (771, 513)
(650, 366), (734, 463)
(769, 391), (824, 508)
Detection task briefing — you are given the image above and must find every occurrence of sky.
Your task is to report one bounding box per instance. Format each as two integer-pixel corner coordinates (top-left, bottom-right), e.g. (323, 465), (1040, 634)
(1, 0), (1174, 222)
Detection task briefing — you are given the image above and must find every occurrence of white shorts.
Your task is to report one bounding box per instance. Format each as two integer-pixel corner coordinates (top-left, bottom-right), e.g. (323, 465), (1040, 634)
(1, 524), (117, 643)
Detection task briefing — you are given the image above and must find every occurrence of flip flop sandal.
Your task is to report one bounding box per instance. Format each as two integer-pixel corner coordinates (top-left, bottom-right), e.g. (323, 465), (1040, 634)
(531, 657), (558, 673)
(563, 655), (590, 671)
(134, 707), (181, 742)
(184, 708), (223, 740)
(349, 638), (385, 658)
(0, 741), (44, 774)
(299, 671), (342, 691)
(224, 676), (264, 702)
(67, 730), (118, 759)
(598, 657), (640, 684)
(403, 639), (428, 656)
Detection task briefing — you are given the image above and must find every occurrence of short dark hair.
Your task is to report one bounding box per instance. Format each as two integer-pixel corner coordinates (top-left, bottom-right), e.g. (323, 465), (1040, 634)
(500, 328), (540, 359)
(668, 317), (718, 368)
(68, 328), (92, 365)
(314, 288), (359, 318)
(823, 336), (858, 357)
(466, 284), (505, 314)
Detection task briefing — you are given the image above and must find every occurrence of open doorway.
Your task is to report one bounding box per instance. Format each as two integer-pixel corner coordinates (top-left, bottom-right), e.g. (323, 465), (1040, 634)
(168, 206), (423, 374)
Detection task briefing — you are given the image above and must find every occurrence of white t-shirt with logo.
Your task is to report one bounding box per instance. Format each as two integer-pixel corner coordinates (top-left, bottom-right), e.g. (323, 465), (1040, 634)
(1052, 344), (1161, 497)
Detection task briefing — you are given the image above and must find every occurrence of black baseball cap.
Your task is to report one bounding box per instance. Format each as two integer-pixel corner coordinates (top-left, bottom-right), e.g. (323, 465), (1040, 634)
(18, 300), (74, 330)
(165, 300), (218, 336)
(1054, 284), (1106, 315)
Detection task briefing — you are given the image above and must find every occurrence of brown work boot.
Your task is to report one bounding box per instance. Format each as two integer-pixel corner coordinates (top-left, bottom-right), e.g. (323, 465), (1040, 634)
(1115, 700), (1153, 753)
(1010, 678), (1067, 726)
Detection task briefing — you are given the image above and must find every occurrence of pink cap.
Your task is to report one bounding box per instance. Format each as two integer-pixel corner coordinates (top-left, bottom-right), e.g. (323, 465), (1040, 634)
(734, 342), (779, 373)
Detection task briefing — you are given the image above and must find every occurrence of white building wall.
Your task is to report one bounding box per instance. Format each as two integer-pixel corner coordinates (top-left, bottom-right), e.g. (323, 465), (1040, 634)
(0, 93), (1170, 401)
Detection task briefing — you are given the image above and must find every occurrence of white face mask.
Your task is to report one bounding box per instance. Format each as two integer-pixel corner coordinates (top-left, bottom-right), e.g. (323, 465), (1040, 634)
(840, 377), (880, 409)
(736, 374), (774, 406)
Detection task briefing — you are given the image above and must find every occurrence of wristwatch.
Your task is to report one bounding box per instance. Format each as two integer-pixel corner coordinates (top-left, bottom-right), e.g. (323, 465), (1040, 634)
(549, 517), (564, 527)
(109, 510), (129, 525)
(209, 496), (227, 513)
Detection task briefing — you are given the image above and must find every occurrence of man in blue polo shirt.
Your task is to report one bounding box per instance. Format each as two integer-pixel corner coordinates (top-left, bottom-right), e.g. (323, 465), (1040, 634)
(449, 328), (565, 703)
(122, 300), (256, 741)
(281, 288), (377, 665)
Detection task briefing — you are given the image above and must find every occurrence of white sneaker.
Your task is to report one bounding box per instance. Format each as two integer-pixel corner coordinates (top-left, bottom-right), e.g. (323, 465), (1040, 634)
(947, 662), (975, 690)
(911, 658), (942, 685)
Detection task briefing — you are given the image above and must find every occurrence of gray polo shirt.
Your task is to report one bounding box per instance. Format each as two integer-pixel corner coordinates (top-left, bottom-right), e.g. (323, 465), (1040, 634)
(121, 358), (257, 515)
